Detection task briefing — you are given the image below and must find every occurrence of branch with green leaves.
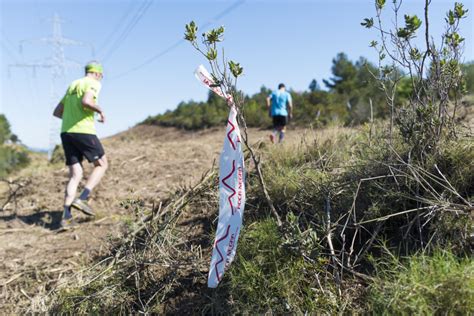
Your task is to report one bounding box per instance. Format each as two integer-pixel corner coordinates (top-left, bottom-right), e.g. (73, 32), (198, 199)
(361, 0), (469, 159)
(184, 21), (243, 108)
(184, 21), (282, 226)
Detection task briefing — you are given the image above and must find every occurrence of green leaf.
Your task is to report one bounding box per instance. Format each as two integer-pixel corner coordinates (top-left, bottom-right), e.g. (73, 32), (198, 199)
(397, 28), (409, 39)
(205, 27), (225, 44)
(446, 10), (456, 25)
(376, 0), (386, 10)
(369, 40), (378, 48)
(405, 15), (422, 32)
(445, 32), (464, 48)
(397, 15), (422, 39)
(229, 60), (243, 77)
(361, 18), (374, 28)
(184, 21), (198, 42)
(454, 2), (468, 19)
(207, 48), (217, 60)
(409, 48), (421, 60)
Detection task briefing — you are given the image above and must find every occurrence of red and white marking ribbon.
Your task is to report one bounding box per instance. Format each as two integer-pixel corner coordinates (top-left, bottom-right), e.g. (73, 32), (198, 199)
(194, 65), (246, 288)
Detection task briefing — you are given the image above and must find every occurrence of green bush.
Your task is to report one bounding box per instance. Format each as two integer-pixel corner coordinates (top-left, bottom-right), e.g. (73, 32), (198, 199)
(435, 140), (474, 198)
(367, 250), (474, 314)
(0, 114), (30, 176)
(462, 62), (474, 94)
(51, 275), (133, 314)
(50, 144), (65, 164)
(0, 145), (30, 177)
(242, 100), (271, 128)
(250, 127), (472, 254)
(228, 217), (344, 314)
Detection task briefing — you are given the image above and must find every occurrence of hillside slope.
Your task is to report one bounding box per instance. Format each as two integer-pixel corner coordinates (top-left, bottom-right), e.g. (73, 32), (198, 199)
(0, 124), (280, 313)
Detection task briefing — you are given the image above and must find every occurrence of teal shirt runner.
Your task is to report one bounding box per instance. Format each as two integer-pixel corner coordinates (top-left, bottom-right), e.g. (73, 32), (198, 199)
(269, 90), (292, 116)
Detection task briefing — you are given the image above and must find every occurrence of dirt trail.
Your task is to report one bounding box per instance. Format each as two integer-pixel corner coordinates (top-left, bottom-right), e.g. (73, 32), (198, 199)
(0, 125), (277, 313)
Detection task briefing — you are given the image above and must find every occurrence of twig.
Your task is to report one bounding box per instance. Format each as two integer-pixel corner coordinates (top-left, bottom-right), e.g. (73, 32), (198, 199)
(240, 124), (282, 226)
(1, 273), (23, 286)
(353, 222), (383, 267)
(433, 164), (471, 206)
(119, 155), (146, 168)
(369, 98), (374, 146)
(0, 178), (31, 212)
(20, 288), (32, 301)
(355, 206), (433, 225)
(93, 216), (111, 225)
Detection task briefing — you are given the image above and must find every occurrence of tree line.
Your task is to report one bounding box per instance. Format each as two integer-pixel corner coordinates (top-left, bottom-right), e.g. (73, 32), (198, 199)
(0, 114), (29, 177)
(142, 53), (474, 130)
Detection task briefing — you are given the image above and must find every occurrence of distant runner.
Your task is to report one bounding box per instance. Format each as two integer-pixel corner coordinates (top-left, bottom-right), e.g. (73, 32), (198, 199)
(266, 83), (293, 143)
(53, 61), (108, 230)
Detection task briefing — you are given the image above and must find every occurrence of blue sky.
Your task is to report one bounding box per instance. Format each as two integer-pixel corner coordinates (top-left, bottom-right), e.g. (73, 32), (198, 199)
(1, 0), (473, 149)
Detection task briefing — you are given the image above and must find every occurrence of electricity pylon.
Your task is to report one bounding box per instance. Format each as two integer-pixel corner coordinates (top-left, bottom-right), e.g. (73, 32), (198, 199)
(9, 13), (94, 157)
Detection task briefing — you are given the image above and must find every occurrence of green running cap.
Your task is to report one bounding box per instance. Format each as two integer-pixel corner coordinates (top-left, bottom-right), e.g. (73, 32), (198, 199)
(85, 61), (103, 74)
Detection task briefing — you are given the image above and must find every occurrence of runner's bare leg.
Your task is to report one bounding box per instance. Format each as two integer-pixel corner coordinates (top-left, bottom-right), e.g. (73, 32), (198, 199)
(84, 155), (108, 191)
(279, 126), (286, 143)
(65, 163), (83, 206)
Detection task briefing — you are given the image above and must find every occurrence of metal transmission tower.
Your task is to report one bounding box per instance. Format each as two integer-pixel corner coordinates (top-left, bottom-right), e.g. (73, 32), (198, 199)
(9, 13), (94, 157)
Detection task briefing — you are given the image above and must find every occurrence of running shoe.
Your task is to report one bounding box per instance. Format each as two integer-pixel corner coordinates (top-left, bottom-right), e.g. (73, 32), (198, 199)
(58, 218), (76, 231)
(71, 198), (95, 216)
(269, 134), (275, 144)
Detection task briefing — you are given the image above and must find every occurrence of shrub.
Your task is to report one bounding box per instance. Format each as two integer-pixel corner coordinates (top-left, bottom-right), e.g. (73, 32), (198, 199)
(367, 249), (474, 314)
(228, 217), (345, 314)
(49, 144), (65, 164)
(0, 145), (30, 177)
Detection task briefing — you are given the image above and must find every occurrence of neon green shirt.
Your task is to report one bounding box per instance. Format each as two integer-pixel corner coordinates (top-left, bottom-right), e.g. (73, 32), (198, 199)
(60, 76), (101, 134)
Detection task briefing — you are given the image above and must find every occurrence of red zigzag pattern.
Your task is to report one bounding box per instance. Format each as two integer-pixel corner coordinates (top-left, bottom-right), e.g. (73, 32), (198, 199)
(227, 120), (236, 150)
(213, 116), (240, 283)
(221, 160), (236, 215)
(213, 224), (230, 282)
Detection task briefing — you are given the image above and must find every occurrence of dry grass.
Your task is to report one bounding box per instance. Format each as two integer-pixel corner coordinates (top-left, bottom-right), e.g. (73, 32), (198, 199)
(2, 119), (472, 314)
(0, 124), (312, 313)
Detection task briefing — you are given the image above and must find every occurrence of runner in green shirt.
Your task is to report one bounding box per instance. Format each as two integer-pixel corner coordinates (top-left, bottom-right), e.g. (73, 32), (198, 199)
(53, 61), (108, 230)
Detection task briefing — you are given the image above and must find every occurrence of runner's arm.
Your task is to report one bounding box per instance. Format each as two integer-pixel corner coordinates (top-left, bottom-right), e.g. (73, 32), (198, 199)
(53, 103), (64, 119)
(266, 96), (272, 117)
(287, 99), (293, 119)
(83, 91), (106, 123)
(82, 91), (103, 114)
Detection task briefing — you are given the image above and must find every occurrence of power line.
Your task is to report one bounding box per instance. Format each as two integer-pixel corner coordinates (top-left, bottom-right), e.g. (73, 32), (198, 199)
(108, 0), (246, 80)
(96, 0), (138, 56)
(2, 36), (42, 120)
(1, 30), (21, 66)
(101, 0), (153, 62)
(1, 36), (26, 115)
(8, 13), (94, 157)
(1, 41), (17, 63)
(15, 14), (94, 77)
(101, 0), (152, 61)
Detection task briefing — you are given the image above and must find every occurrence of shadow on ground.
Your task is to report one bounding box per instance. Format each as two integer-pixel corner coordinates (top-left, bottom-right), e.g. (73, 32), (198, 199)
(0, 209), (93, 231)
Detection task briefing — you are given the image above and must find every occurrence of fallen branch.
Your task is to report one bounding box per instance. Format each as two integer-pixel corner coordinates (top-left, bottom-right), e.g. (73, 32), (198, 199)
(119, 155), (146, 168)
(0, 178), (31, 213)
(1, 273), (23, 287)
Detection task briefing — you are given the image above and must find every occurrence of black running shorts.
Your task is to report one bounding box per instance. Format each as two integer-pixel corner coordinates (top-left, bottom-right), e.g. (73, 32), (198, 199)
(61, 132), (105, 166)
(272, 115), (288, 128)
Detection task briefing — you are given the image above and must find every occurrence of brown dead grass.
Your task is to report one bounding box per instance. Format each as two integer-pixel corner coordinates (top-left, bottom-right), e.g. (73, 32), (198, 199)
(0, 124), (309, 313)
